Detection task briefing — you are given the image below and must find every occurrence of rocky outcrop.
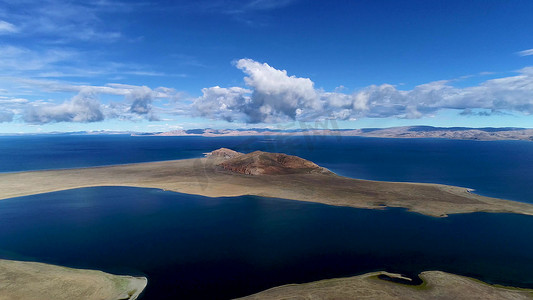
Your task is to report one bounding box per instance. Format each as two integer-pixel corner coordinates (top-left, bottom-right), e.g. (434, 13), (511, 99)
(216, 150), (331, 175)
(204, 148), (244, 159)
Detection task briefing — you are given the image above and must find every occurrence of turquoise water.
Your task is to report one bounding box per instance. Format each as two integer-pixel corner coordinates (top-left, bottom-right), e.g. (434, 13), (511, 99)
(1, 187), (533, 299)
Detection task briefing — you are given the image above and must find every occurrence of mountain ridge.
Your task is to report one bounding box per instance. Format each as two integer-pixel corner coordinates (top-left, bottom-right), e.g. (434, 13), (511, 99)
(141, 126), (533, 141)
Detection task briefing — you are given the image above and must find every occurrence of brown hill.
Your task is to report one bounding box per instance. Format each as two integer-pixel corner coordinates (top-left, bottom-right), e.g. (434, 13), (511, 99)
(217, 150), (331, 175)
(204, 148), (243, 159)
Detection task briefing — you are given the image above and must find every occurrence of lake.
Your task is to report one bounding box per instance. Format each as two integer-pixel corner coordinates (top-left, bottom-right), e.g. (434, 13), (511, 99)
(0, 135), (532, 299)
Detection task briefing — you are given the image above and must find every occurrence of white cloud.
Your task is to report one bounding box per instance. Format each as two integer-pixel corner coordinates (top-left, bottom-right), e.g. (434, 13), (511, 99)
(0, 20), (17, 34)
(2, 0), (126, 42)
(0, 45), (170, 80)
(11, 80), (181, 123)
(0, 98), (29, 104)
(126, 86), (159, 120)
(7, 58), (533, 126)
(193, 59), (322, 123)
(24, 90), (104, 124)
(518, 49), (533, 57)
(192, 59), (533, 123)
(237, 58), (321, 121)
(0, 45), (78, 74)
(193, 86), (252, 122)
(188, 0), (298, 14)
(0, 97), (30, 121)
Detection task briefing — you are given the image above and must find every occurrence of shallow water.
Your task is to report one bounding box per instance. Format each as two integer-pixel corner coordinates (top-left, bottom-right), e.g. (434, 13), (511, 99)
(1, 187), (533, 299)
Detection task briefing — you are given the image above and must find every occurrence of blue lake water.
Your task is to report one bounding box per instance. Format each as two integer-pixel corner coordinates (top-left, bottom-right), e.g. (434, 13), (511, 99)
(1, 187), (533, 299)
(0, 135), (532, 299)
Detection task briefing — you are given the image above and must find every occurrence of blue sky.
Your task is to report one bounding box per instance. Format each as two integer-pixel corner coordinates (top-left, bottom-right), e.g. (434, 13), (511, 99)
(0, 0), (532, 133)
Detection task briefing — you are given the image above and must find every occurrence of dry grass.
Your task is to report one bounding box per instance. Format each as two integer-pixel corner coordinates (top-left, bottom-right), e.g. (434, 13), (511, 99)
(0, 259), (147, 300)
(235, 271), (533, 300)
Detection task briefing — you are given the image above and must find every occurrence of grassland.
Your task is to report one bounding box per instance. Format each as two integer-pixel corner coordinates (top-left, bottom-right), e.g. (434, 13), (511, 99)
(0, 259), (147, 300)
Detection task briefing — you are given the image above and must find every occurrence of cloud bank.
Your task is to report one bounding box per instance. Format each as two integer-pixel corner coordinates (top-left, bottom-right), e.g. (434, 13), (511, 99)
(4, 58), (533, 126)
(24, 91), (104, 124)
(20, 83), (175, 124)
(193, 59), (533, 123)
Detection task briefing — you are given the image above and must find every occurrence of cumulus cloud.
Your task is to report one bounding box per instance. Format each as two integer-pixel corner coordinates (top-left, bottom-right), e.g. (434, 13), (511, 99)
(9, 59), (533, 126)
(193, 59), (321, 123)
(12, 81), (178, 123)
(24, 91), (104, 124)
(127, 86), (155, 114)
(192, 59), (533, 123)
(194, 86), (252, 122)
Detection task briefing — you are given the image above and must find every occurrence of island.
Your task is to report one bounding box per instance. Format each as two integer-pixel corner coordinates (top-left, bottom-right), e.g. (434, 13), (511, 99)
(236, 270), (533, 300)
(0, 259), (147, 300)
(1, 148), (533, 217)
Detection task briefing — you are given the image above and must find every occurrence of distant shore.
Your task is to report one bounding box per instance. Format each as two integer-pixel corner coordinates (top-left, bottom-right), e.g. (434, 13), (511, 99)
(137, 126), (533, 142)
(1, 153), (533, 217)
(3, 125), (532, 142)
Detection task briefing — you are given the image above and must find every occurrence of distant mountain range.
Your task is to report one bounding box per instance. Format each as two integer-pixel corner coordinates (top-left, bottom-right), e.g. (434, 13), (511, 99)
(4, 126), (532, 141)
(136, 126), (533, 141)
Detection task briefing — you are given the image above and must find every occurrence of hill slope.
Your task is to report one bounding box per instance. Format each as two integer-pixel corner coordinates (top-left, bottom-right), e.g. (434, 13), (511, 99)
(216, 150), (331, 175)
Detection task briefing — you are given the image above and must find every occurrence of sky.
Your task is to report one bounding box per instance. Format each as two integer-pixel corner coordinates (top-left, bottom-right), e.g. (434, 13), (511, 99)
(0, 0), (532, 133)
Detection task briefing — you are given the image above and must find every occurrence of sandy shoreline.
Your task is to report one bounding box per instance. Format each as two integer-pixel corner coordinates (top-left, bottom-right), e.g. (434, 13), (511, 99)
(1, 156), (533, 217)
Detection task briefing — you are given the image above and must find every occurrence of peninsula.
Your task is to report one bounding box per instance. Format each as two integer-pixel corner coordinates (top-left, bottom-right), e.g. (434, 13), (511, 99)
(0, 259), (147, 300)
(236, 270), (533, 300)
(1, 148), (533, 217)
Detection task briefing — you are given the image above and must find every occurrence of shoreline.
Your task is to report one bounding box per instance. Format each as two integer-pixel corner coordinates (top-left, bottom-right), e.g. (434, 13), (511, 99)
(0, 259), (147, 300)
(236, 270), (533, 299)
